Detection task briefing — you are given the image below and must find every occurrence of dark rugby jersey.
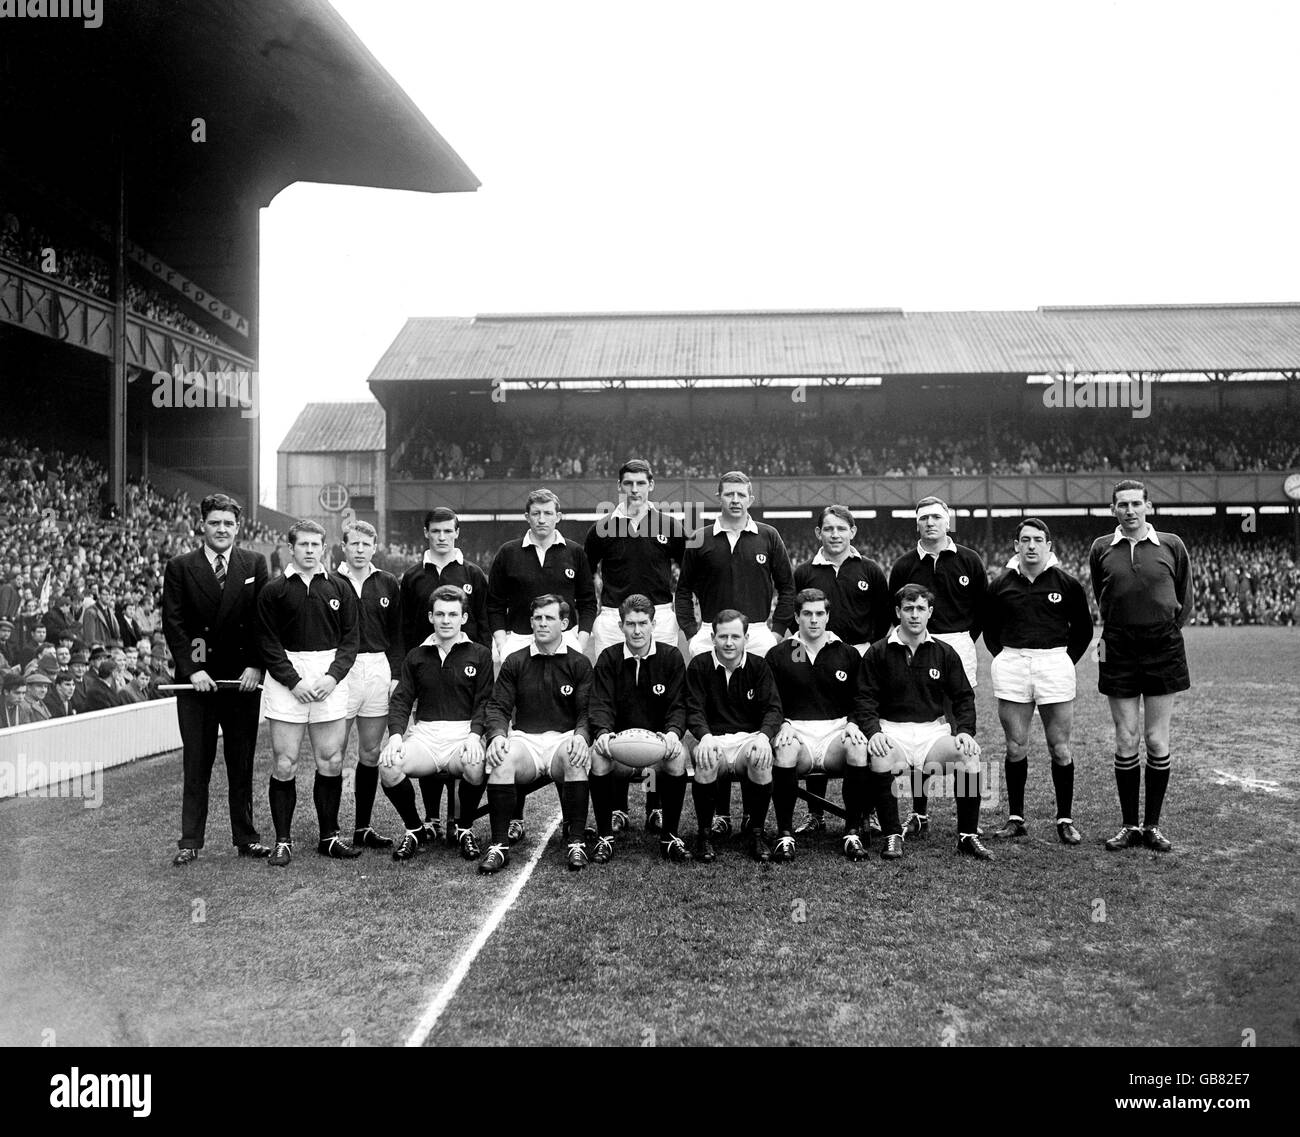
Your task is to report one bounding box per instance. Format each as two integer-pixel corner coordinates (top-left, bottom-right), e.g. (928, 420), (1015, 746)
(487, 534), (597, 636)
(684, 651), (783, 742)
(399, 553), (490, 652)
(888, 542), (987, 639)
(766, 635), (861, 720)
(338, 565), (403, 672)
(789, 551), (892, 644)
(485, 644), (594, 742)
(674, 520), (795, 636)
(387, 635), (493, 737)
(584, 506), (688, 607)
(256, 567), (359, 688)
(984, 558), (1093, 663)
(1088, 529), (1193, 629)
(588, 641), (687, 738)
(853, 631), (975, 737)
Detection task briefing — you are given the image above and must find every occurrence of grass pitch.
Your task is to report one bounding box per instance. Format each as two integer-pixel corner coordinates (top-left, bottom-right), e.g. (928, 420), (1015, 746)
(0, 627), (1295, 1047)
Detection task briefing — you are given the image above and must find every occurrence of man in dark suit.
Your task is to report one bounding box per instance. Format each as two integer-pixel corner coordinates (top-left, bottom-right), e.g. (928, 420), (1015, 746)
(162, 493), (271, 866)
(76, 648), (124, 712)
(2, 670), (36, 728)
(81, 587), (123, 646)
(46, 671), (77, 718)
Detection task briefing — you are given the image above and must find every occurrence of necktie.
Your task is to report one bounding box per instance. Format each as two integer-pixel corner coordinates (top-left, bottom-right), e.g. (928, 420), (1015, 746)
(214, 553), (226, 588)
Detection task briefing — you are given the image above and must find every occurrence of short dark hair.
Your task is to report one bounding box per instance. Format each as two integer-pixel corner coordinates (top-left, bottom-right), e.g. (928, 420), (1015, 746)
(287, 519), (327, 545)
(200, 493), (242, 522)
(816, 504), (855, 528)
(429, 585), (467, 614)
(915, 495), (949, 517)
(1017, 517), (1052, 541)
(716, 471), (751, 494)
(619, 593), (655, 621)
(525, 489), (561, 513)
(530, 593), (571, 623)
(342, 519), (377, 542)
(713, 608), (749, 633)
(1111, 479), (1149, 504)
(795, 587), (829, 614)
(424, 507), (458, 528)
(618, 459), (654, 482)
(894, 584), (934, 609)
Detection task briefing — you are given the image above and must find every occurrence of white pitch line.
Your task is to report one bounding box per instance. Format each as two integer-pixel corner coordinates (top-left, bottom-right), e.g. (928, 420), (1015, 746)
(404, 806), (563, 1047)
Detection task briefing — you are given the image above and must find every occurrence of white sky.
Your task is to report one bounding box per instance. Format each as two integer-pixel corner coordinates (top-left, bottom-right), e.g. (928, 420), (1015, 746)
(257, 0), (1300, 501)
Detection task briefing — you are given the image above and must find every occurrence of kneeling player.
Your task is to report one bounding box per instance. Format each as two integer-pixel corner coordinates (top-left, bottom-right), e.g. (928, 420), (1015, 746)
(589, 594), (689, 863)
(984, 519), (1093, 845)
(481, 595), (594, 874)
(336, 520), (404, 851)
(378, 586), (494, 861)
(684, 610), (783, 863)
(257, 520), (361, 865)
(767, 588), (869, 861)
(854, 585), (990, 861)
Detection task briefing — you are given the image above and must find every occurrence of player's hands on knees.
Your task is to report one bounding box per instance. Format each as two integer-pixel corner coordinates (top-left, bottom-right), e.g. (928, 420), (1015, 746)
(774, 723), (798, 752)
(842, 722), (868, 748)
(660, 731), (682, 761)
(485, 736), (509, 771)
(190, 669), (217, 694)
(379, 736), (403, 767)
(955, 733), (980, 760)
(461, 734), (485, 766)
(291, 680), (316, 704)
(237, 667), (261, 693)
(867, 731), (893, 759)
(564, 737), (589, 769)
(695, 735), (719, 772)
(747, 737), (773, 771)
(592, 733), (612, 759)
(313, 675), (338, 701)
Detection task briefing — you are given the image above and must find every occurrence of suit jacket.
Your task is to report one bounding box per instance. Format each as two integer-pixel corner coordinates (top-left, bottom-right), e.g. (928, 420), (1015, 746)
(81, 604), (122, 646)
(1, 701), (36, 728)
(78, 671), (122, 713)
(162, 546), (269, 682)
(45, 689), (75, 718)
(42, 608), (75, 642)
(24, 696), (52, 721)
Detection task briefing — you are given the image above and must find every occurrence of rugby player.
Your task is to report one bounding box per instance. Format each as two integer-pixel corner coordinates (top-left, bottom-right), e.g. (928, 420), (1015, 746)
(887, 496), (987, 838)
(336, 520), (404, 851)
(398, 507), (491, 842)
(675, 470), (794, 835)
(481, 595), (595, 873)
(787, 504), (891, 837)
(684, 610), (784, 863)
(588, 594), (689, 863)
(584, 458), (690, 834)
(1089, 480), (1193, 853)
(983, 519), (1093, 844)
(377, 586), (494, 862)
(767, 588), (869, 861)
(257, 520), (360, 865)
(854, 585), (990, 861)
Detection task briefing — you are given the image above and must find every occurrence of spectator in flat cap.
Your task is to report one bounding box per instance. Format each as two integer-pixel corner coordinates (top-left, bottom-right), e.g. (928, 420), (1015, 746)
(23, 670), (53, 721)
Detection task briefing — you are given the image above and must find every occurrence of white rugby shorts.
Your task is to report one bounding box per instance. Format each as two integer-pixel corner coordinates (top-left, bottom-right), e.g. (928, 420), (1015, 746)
(507, 729), (577, 781)
(262, 649), (350, 724)
(874, 717), (952, 770)
(590, 604), (681, 656)
(990, 645), (1076, 705)
(688, 621), (780, 659)
(346, 651), (392, 718)
(687, 730), (769, 775)
(785, 716), (849, 770)
(400, 719), (477, 776)
(932, 631), (978, 689)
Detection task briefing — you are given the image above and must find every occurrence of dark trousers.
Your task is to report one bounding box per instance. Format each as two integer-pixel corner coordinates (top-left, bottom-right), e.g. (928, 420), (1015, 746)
(177, 691), (262, 849)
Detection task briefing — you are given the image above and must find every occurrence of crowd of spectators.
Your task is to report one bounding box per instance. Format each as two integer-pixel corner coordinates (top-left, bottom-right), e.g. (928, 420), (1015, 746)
(0, 200), (229, 347)
(392, 407), (1300, 481)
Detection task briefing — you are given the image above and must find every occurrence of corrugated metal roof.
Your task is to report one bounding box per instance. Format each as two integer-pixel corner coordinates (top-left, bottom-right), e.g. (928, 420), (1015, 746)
(278, 402), (385, 453)
(367, 304), (1300, 382)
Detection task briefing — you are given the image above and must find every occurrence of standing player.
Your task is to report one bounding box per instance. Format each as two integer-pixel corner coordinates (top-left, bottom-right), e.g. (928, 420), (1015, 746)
(767, 589), (869, 861)
(336, 520), (404, 851)
(983, 519), (1094, 844)
(887, 496), (987, 838)
(257, 520), (361, 865)
(787, 504), (891, 837)
(854, 585), (990, 861)
(488, 489), (596, 664)
(377, 585), (495, 862)
(684, 611), (784, 863)
(1089, 480), (1193, 852)
(584, 458), (689, 833)
(588, 594), (689, 863)
(480, 595), (595, 874)
(675, 471), (794, 834)
(398, 507), (491, 843)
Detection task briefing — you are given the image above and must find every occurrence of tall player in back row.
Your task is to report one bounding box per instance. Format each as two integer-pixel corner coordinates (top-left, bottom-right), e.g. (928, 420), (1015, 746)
(1089, 480), (1193, 853)
(585, 459), (689, 834)
(888, 496), (987, 840)
(787, 504), (891, 837)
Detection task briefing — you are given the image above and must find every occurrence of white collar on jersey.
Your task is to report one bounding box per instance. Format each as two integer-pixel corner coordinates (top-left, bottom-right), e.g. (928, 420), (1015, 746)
(522, 530), (566, 548)
(283, 563), (327, 584)
(529, 639), (569, 656)
(711, 650), (747, 671)
(916, 537), (957, 561)
(1004, 551), (1061, 575)
(1109, 526), (1160, 546)
(338, 562), (376, 581)
(887, 626), (934, 647)
(423, 548), (465, 567)
(420, 631), (470, 649)
(712, 517), (758, 537)
(812, 546), (860, 565)
(622, 640), (658, 661)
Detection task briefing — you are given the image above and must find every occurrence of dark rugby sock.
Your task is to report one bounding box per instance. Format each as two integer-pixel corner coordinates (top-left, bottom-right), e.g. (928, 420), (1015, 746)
(871, 771), (901, 836)
(1114, 753), (1141, 827)
(843, 765), (869, 831)
(417, 775), (443, 822)
(382, 776), (423, 830)
(691, 780), (714, 836)
(645, 789), (661, 814)
(1005, 757), (1028, 818)
(771, 765), (798, 832)
(955, 768), (982, 835)
(457, 779), (486, 830)
(613, 777), (630, 815)
(562, 780), (590, 839)
(658, 772), (687, 839)
(745, 776), (772, 832)
(354, 762), (379, 830)
(487, 785), (515, 846)
(589, 772), (614, 837)
(1143, 754), (1171, 827)
(269, 776), (296, 842)
(315, 773), (343, 840)
(804, 773), (829, 815)
(1051, 760), (1074, 820)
